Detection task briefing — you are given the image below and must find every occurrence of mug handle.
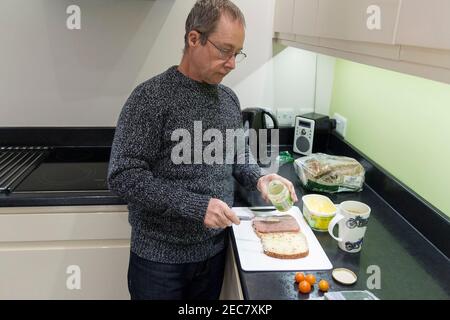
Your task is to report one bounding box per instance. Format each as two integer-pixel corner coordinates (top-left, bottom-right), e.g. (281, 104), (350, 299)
(328, 213), (344, 242)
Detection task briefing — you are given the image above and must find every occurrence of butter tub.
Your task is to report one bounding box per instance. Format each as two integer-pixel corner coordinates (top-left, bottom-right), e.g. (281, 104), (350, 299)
(302, 194), (337, 232)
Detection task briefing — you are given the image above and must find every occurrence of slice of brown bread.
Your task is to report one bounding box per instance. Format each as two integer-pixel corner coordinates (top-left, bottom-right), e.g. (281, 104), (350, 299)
(259, 231), (309, 259)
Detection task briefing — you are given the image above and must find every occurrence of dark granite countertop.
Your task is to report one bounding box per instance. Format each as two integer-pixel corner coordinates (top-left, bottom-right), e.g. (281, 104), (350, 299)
(1, 133), (449, 300)
(0, 190), (125, 207)
(3, 161), (448, 299)
(2, 167), (449, 300)
(231, 162), (450, 300)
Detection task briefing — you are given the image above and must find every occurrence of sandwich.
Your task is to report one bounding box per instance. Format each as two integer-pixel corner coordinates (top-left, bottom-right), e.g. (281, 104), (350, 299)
(252, 216), (309, 259)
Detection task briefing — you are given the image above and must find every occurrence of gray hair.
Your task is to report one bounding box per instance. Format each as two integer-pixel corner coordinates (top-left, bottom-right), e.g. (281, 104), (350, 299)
(184, 0), (246, 53)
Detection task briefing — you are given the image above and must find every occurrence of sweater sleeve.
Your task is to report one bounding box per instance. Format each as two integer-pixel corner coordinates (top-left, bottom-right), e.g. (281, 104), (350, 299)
(107, 84), (211, 223)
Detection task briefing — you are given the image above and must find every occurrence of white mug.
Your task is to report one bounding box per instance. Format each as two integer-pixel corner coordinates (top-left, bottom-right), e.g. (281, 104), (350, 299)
(328, 201), (371, 253)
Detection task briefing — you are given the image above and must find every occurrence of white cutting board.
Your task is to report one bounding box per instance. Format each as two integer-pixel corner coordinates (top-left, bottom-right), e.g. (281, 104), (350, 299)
(232, 206), (333, 271)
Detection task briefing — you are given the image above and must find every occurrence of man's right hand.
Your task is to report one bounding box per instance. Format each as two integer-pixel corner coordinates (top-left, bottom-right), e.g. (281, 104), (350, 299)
(204, 198), (240, 229)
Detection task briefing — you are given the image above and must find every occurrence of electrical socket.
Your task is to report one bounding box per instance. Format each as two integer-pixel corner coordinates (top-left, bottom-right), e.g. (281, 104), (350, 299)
(333, 113), (347, 137)
(276, 108), (295, 127)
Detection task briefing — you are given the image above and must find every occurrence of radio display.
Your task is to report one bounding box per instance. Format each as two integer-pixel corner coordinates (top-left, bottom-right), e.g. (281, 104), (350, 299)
(298, 120), (311, 128)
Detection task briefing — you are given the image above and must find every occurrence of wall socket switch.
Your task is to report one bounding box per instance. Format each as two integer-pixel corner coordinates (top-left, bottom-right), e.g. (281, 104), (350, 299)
(276, 108), (295, 127)
(333, 113), (347, 137)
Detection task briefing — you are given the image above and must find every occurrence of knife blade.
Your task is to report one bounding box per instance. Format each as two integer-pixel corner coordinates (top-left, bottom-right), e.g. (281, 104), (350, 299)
(248, 206), (276, 212)
(253, 215), (291, 222)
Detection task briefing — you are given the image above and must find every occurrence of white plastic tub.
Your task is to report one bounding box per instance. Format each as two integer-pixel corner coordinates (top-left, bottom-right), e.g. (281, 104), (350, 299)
(302, 194), (337, 232)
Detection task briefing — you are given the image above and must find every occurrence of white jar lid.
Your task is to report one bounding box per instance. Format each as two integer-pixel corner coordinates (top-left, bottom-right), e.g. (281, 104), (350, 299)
(332, 268), (358, 285)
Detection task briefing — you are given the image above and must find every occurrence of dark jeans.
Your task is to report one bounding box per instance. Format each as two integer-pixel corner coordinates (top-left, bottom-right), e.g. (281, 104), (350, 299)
(127, 248), (227, 300)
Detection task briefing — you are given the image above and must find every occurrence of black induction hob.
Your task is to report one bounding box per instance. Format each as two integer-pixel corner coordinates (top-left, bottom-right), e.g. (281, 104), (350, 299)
(13, 147), (111, 193)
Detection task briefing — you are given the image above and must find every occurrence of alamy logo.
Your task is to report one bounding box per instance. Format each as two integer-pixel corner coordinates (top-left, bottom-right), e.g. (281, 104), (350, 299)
(66, 5), (81, 30)
(366, 5), (381, 30)
(66, 265), (81, 290)
(170, 121), (279, 173)
(366, 265), (381, 289)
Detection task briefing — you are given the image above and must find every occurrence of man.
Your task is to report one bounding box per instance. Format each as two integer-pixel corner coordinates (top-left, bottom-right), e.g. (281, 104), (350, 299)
(108, 0), (298, 300)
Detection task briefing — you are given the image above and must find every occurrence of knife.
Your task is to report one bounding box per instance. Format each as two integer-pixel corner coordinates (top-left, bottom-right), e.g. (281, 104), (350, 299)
(248, 206), (276, 211)
(253, 215), (291, 222)
(236, 207), (278, 221)
(249, 206), (280, 217)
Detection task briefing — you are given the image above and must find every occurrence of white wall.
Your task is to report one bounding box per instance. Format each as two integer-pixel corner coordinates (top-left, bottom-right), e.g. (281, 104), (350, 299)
(0, 0), (334, 127)
(315, 54), (336, 116)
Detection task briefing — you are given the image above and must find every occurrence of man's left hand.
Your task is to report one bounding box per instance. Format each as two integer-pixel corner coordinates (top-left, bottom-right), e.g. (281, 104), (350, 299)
(256, 173), (299, 204)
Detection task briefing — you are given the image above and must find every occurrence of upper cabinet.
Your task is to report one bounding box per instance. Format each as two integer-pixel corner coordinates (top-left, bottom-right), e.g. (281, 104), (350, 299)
(293, 0), (319, 37)
(273, 0), (295, 34)
(395, 0), (450, 51)
(316, 0), (400, 45)
(273, 0), (450, 85)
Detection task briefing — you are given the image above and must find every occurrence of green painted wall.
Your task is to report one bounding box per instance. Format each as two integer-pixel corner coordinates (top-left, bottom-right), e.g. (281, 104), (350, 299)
(329, 59), (450, 217)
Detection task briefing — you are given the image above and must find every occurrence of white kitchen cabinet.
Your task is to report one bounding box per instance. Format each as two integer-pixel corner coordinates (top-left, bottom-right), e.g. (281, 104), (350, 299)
(396, 0), (450, 51)
(316, 0), (400, 45)
(399, 46), (450, 71)
(274, 0), (295, 35)
(0, 240), (130, 300)
(0, 205), (131, 242)
(292, 0), (319, 37)
(0, 205), (131, 299)
(273, 0), (450, 84)
(318, 37), (400, 60)
(219, 239), (243, 300)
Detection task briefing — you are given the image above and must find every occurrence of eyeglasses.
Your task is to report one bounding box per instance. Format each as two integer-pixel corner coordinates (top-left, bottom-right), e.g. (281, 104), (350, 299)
(206, 38), (247, 63)
(195, 30), (247, 63)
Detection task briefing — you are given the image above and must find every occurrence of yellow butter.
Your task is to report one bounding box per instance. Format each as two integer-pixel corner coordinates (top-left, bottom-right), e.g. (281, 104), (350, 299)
(305, 197), (336, 214)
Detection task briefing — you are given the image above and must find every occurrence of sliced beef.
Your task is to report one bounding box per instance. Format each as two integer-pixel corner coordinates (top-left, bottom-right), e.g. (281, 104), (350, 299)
(253, 216), (300, 234)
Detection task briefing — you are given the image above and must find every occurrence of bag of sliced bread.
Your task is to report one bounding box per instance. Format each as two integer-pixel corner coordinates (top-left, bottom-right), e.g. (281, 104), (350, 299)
(293, 153), (365, 193)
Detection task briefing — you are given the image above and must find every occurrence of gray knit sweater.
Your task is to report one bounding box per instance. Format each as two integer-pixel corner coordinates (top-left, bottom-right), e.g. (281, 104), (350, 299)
(108, 66), (262, 263)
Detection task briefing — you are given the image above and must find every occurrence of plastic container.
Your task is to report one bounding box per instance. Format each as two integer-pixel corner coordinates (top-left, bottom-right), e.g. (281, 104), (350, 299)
(267, 180), (293, 212)
(302, 194), (337, 232)
(293, 153), (365, 193)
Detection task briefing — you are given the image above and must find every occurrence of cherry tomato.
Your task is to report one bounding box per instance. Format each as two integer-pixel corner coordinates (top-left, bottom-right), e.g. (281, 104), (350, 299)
(298, 280), (312, 294)
(295, 272), (305, 283)
(305, 274), (316, 285)
(318, 280), (330, 292)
